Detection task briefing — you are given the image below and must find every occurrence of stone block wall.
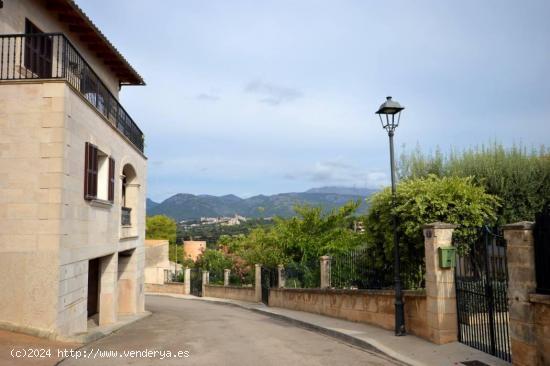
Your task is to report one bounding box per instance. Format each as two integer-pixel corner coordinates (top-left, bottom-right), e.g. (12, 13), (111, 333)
(145, 283), (186, 295)
(204, 285), (257, 303)
(268, 288), (429, 340)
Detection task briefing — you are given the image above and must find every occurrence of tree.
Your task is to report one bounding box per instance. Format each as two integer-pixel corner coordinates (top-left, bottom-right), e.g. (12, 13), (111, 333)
(364, 175), (499, 289)
(146, 215), (177, 244)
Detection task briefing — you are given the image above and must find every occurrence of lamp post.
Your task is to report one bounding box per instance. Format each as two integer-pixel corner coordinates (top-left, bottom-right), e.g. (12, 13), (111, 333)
(376, 96), (406, 336)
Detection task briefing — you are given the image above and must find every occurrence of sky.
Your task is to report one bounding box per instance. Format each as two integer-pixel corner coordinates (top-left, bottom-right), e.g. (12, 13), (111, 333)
(78, 0), (550, 202)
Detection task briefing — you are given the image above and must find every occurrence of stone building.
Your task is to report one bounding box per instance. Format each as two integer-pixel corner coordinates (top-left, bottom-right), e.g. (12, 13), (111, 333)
(0, 0), (147, 338)
(144, 240), (170, 285)
(183, 240), (207, 262)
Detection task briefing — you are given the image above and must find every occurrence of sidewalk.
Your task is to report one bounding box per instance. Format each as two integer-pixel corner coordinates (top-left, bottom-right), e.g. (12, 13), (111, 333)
(146, 293), (510, 366)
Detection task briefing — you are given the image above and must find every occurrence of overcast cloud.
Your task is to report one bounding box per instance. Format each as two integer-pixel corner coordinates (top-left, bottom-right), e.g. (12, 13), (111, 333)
(78, 0), (550, 201)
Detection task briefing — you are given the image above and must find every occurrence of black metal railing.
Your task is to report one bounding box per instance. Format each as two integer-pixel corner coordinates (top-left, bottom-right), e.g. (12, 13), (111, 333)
(121, 206), (131, 226)
(331, 246), (394, 289)
(208, 268), (224, 285)
(283, 259), (320, 288)
(534, 205), (550, 295)
(0, 33), (144, 152)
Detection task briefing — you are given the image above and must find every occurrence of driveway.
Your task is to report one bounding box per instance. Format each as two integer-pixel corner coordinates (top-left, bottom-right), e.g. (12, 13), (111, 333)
(60, 295), (399, 365)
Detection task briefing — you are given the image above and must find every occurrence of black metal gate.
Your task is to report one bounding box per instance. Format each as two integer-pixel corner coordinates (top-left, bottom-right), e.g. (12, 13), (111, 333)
(261, 267), (278, 305)
(534, 205), (550, 294)
(190, 268), (202, 297)
(455, 226), (511, 362)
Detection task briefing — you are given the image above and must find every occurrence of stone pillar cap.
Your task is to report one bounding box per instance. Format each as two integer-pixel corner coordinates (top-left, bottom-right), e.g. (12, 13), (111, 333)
(423, 222), (458, 229)
(502, 221), (534, 230)
(320, 255), (331, 260)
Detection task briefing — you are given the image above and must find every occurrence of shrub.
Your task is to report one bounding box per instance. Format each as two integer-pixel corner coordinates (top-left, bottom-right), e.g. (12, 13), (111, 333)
(364, 175), (499, 289)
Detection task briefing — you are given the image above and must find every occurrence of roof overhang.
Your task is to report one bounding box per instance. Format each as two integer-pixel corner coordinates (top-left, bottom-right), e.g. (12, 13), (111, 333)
(42, 0), (145, 86)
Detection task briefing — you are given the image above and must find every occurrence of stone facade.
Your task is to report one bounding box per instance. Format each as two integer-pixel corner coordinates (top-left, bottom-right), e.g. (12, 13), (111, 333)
(0, 2), (147, 339)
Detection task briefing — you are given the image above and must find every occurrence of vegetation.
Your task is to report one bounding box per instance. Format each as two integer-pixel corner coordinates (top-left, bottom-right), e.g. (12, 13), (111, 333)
(193, 202), (365, 287)
(363, 175), (499, 288)
(399, 143), (550, 224)
(146, 215), (181, 263)
(146, 215), (177, 244)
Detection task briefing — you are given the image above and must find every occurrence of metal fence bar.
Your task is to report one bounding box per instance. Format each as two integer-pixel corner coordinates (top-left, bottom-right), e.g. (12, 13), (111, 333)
(330, 246), (393, 290)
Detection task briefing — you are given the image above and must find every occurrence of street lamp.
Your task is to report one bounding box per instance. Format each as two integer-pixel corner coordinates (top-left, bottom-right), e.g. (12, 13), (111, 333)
(376, 96), (406, 336)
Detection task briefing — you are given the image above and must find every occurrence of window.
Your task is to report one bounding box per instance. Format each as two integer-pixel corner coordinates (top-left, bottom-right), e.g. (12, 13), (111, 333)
(84, 142), (114, 202)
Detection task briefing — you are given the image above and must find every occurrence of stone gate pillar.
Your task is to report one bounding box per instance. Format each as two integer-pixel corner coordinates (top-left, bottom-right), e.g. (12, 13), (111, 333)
(320, 256), (331, 289)
(202, 270), (209, 296)
(503, 222), (536, 366)
(277, 264), (285, 288)
(423, 222), (458, 344)
(184, 268), (190, 295)
(255, 264), (262, 302)
(224, 269), (230, 286)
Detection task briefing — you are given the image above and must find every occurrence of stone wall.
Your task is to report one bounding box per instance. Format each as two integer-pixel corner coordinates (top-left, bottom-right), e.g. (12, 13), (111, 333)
(204, 285), (257, 303)
(145, 283), (186, 295)
(268, 288), (429, 340)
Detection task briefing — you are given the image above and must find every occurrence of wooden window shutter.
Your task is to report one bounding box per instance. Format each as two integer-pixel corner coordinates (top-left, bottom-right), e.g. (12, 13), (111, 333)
(108, 157), (115, 203)
(84, 142), (98, 200)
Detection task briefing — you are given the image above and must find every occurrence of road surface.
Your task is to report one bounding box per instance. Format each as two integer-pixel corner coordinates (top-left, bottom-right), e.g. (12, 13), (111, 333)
(60, 295), (399, 365)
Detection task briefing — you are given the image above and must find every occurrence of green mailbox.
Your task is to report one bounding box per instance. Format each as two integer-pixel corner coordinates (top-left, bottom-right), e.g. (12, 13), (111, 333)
(438, 246), (456, 268)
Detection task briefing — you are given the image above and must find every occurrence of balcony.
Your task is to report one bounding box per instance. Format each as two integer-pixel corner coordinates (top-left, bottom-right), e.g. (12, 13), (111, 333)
(0, 33), (144, 153)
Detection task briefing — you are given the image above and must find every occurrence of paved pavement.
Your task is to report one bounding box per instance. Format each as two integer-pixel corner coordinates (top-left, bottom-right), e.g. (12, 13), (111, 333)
(59, 295), (401, 365)
(0, 329), (79, 366)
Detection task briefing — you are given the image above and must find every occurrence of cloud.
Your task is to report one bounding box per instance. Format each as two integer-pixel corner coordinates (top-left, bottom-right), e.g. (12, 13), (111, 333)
(284, 159), (389, 188)
(245, 80), (303, 105)
(196, 93), (220, 102)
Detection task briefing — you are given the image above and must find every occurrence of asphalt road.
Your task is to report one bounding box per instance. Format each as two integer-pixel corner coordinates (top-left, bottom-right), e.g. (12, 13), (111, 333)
(60, 295), (399, 366)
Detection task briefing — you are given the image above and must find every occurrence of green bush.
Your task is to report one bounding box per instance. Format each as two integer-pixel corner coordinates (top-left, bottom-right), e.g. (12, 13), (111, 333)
(146, 215), (177, 244)
(364, 175), (499, 289)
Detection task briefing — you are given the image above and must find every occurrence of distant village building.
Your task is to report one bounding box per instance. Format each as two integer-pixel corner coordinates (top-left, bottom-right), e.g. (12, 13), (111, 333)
(0, 0), (147, 338)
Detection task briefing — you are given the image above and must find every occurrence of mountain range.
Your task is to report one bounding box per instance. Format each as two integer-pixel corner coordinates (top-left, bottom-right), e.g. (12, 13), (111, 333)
(146, 186), (378, 221)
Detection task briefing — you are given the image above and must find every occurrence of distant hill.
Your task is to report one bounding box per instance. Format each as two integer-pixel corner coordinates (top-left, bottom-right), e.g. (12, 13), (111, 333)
(306, 186), (378, 196)
(146, 198), (159, 210)
(147, 186), (377, 221)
